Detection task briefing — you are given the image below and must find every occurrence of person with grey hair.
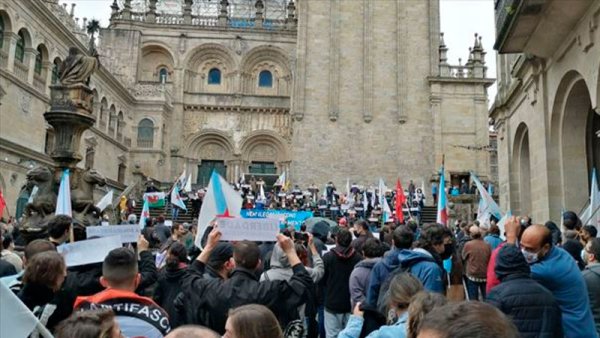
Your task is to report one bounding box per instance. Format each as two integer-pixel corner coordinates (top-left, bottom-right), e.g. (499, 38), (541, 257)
(127, 213), (137, 224)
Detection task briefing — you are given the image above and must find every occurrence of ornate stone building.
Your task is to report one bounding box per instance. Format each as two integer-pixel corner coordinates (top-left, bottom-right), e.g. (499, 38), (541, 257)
(490, 0), (599, 223)
(0, 0), (493, 215)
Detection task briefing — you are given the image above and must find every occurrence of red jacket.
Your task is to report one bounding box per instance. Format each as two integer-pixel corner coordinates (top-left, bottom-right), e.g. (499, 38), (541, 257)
(75, 288), (170, 338)
(486, 242), (506, 293)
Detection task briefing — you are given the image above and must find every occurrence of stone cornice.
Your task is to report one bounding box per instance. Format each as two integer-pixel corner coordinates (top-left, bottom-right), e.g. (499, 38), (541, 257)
(0, 69), (50, 103)
(184, 104), (289, 114)
(0, 137), (54, 166)
(427, 76), (496, 87)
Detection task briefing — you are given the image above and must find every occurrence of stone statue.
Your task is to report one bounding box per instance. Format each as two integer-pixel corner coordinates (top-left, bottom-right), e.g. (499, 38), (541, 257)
(59, 47), (99, 86)
(20, 166), (58, 241)
(71, 168), (106, 228)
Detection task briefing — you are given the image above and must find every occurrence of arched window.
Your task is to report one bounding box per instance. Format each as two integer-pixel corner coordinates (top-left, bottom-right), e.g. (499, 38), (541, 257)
(0, 17), (4, 49)
(258, 70), (273, 88)
(208, 68), (221, 85)
(15, 31), (25, 63)
(34, 46), (43, 75)
(137, 118), (154, 148)
(159, 67), (168, 84)
(51, 58), (60, 84)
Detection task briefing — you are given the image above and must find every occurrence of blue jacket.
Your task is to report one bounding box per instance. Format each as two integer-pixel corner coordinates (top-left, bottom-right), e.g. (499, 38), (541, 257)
(338, 312), (407, 338)
(531, 246), (598, 338)
(365, 249), (402, 306)
(398, 249), (444, 293)
(484, 234), (502, 250)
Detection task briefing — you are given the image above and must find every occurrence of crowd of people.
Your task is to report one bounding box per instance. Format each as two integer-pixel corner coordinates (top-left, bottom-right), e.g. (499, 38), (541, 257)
(1, 204), (599, 338)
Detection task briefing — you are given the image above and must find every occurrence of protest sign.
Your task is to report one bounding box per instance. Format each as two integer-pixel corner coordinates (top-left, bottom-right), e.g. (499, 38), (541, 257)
(165, 220), (173, 227)
(240, 209), (313, 230)
(57, 236), (122, 267)
(86, 224), (141, 243)
(217, 217), (279, 242)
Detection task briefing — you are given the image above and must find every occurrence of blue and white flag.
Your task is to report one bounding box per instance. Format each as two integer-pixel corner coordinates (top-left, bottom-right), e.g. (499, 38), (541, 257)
(580, 168), (600, 233)
(195, 171), (243, 248)
(1, 281), (53, 338)
(171, 184), (187, 211)
(139, 198), (150, 229)
(55, 169), (72, 216)
(497, 210), (512, 240)
(471, 172), (502, 226)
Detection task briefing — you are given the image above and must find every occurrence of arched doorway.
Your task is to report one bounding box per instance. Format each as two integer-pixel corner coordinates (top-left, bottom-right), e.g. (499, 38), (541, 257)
(511, 123), (532, 216)
(240, 131), (291, 190)
(185, 131), (235, 187)
(549, 71), (598, 213)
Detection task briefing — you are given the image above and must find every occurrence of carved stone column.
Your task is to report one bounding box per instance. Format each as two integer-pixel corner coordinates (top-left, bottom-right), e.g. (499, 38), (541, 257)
(218, 0), (229, 27)
(25, 47), (37, 84)
(146, 0), (158, 23)
(43, 61), (53, 96)
(183, 0), (193, 25)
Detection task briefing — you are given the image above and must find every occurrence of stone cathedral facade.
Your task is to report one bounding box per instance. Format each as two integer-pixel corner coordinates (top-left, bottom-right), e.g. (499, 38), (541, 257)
(0, 0), (493, 214)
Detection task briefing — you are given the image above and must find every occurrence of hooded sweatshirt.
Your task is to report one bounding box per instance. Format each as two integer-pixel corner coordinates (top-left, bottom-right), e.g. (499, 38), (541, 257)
(349, 257), (381, 309)
(322, 245), (362, 313)
(261, 244), (324, 283)
(398, 248), (444, 293)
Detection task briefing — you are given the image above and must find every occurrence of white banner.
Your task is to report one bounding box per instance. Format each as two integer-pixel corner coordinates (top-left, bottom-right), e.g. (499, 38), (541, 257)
(217, 217), (279, 242)
(86, 224), (141, 243)
(57, 236), (122, 267)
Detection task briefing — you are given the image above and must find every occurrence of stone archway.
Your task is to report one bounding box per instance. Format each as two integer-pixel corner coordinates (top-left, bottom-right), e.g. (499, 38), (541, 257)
(549, 71), (596, 213)
(239, 130), (291, 184)
(185, 130), (236, 185)
(511, 123), (532, 216)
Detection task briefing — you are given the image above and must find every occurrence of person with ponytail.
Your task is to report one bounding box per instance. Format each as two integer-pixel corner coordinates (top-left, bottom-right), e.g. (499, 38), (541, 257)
(154, 242), (189, 323)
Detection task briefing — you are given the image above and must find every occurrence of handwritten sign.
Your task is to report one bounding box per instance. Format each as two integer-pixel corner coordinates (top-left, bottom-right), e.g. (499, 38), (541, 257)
(86, 224), (141, 243)
(57, 236), (122, 267)
(217, 217), (280, 242)
(240, 209), (313, 230)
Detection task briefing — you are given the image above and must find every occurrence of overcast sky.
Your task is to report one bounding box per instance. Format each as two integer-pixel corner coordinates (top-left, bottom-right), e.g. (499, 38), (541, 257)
(60, 0), (497, 102)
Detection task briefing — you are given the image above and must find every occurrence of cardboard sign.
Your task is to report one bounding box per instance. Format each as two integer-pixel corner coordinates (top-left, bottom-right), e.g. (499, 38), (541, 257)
(164, 220), (173, 227)
(86, 224), (141, 243)
(58, 236), (122, 267)
(217, 217), (280, 242)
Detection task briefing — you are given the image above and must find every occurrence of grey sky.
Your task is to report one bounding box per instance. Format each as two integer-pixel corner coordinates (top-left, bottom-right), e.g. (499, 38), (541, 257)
(60, 0), (497, 102)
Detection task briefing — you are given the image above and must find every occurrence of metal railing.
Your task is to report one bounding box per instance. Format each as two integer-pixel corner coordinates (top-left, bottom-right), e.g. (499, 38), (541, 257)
(137, 139), (154, 148)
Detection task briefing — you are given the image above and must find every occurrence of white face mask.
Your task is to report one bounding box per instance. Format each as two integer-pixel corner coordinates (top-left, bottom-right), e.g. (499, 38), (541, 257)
(521, 248), (539, 264)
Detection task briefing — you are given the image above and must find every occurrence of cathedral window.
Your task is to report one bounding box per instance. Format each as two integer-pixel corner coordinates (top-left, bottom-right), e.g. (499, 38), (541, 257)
(258, 70), (273, 88)
(15, 30), (25, 63)
(137, 118), (154, 148)
(208, 68), (221, 85)
(0, 17), (4, 49)
(159, 67), (168, 84)
(34, 46), (43, 75)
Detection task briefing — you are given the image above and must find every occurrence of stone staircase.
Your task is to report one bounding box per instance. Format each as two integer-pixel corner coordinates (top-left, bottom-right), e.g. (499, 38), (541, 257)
(131, 198), (196, 225)
(420, 205), (438, 224)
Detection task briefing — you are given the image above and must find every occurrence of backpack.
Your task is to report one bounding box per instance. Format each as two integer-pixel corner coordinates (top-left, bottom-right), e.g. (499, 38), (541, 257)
(376, 263), (412, 317)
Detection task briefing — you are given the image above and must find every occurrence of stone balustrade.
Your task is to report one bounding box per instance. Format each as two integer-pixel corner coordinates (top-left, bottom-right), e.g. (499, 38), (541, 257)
(14, 62), (29, 83)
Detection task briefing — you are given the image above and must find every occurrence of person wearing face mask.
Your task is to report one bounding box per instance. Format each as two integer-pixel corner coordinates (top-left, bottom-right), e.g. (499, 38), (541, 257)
(583, 238), (600, 335)
(351, 220), (374, 253)
(504, 219), (598, 338)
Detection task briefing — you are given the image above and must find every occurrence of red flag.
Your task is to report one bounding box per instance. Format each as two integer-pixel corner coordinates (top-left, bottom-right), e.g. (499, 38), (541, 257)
(0, 190), (6, 220)
(395, 179), (406, 223)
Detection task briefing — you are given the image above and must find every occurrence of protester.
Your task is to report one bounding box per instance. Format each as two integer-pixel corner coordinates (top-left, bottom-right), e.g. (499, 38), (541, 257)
(504, 218), (598, 338)
(74, 242), (171, 338)
(0, 251), (17, 277)
(262, 232), (324, 283)
(349, 238), (385, 308)
(461, 225), (491, 300)
(563, 229), (586, 270)
(351, 220), (374, 253)
(322, 228), (362, 338)
(483, 224), (502, 250)
(224, 304), (283, 338)
(180, 228), (313, 334)
(154, 215), (172, 245)
(154, 242), (189, 323)
(47, 215), (72, 246)
(581, 225), (598, 246)
(54, 308), (123, 338)
(486, 244), (563, 337)
(204, 242), (235, 279)
(416, 301), (520, 338)
(583, 238), (600, 335)
(18, 250), (73, 333)
(406, 292), (447, 338)
(338, 273), (423, 338)
(366, 226), (414, 306)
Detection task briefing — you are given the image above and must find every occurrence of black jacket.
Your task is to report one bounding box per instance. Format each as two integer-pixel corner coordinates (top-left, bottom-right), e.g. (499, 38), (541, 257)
(0, 259), (17, 277)
(181, 260), (313, 334)
(18, 282), (76, 333)
(486, 245), (563, 338)
(154, 264), (187, 323)
(322, 245), (362, 313)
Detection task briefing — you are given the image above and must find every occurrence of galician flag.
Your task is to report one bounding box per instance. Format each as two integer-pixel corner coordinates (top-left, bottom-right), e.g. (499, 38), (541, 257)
(55, 169), (72, 216)
(471, 171), (502, 226)
(382, 196), (392, 223)
(497, 210), (512, 240)
(1, 281), (53, 338)
(171, 184), (187, 211)
(139, 198), (150, 229)
(378, 178), (387, 207)
(436, 164), (448, 226)
(195, 171), (243, 248)
(183, 173), (192, 192)
(95, 189), (114, 212)
(144, 192), (166, 208)
(395, 179), (407, 223)
(275, 171), (286, 187)
(580, 168), (600, 231)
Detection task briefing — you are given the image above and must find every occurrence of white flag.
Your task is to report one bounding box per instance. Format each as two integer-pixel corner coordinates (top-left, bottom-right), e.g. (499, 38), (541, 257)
(27, 186), (38, 204)
(55, 169), (72, 216)
(0, 282), (53, 338)
(95, 189), (114, 212)
(259, 184), (266, 201)
(184, 173), (192, 192)
(171, 184), (187, 211)
(581, 168), (600, 232)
